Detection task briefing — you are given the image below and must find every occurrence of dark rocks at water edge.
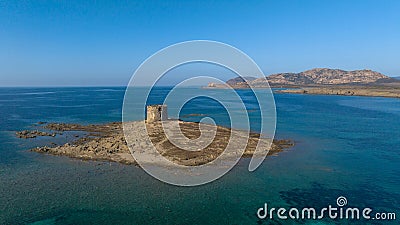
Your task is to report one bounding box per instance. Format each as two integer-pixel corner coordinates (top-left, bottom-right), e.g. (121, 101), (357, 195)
(17, 121), (294, 166)
(16, 130), (58, 139)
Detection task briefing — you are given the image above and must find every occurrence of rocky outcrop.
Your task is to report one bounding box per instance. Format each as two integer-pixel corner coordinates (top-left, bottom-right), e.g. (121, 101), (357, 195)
(16, 130), (57, 138)
(226, 77), (256, 86)
(207, 77), (258, 89)
(19, 121), (294, 166)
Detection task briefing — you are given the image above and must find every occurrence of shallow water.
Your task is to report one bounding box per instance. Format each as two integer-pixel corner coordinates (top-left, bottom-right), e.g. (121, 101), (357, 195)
(0, 87), (399, 224)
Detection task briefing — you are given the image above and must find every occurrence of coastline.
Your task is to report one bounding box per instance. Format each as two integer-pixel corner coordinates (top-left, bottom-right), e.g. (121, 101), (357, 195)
(205, 84), (400, 98)
(275, 85), (400, 98)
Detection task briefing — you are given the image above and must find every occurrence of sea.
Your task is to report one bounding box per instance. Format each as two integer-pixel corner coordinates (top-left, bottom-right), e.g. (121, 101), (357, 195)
(0, 87), (399, 224)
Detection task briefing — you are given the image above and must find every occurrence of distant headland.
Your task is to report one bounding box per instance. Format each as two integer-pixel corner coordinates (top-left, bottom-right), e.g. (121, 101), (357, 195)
(207, 68), (400, 98)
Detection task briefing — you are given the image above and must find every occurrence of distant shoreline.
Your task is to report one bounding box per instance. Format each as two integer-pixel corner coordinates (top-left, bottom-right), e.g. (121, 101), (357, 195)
(276, 85), (400, 98)
(205, 84), (400, 99)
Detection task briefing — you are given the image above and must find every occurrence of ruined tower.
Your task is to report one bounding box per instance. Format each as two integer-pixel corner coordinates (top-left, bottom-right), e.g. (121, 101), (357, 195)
(146, 105), (168, 123)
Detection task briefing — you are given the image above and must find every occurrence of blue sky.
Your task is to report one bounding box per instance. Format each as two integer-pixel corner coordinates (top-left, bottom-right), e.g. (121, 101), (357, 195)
(1, 0), (399, 86)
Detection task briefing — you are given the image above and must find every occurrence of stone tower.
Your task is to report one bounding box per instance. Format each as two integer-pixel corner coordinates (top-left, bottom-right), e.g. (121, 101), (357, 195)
(146, 105), (168, 123)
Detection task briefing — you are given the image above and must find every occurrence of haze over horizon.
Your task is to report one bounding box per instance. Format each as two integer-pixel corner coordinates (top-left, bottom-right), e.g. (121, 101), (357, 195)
(1, 0), (400, 86)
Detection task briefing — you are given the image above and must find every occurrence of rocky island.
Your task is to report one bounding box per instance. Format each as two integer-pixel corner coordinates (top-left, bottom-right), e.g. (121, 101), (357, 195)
(18, 120), (294, 166)
(207, 68), (400, 98)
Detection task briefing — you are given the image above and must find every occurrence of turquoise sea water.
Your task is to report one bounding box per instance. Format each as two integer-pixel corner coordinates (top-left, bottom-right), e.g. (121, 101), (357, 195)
(0, 87), (399, 224)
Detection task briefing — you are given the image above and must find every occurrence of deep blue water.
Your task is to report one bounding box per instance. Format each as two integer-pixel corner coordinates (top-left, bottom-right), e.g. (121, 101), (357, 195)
(0, 87), (399, 224)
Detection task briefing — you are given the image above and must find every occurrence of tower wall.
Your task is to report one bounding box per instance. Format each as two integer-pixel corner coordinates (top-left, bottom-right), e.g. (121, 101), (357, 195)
(146, 105), (168, 123)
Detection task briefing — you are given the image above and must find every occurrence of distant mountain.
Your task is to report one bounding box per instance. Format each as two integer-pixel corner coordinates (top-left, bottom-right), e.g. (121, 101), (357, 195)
(209, 68), (398, 88)
(265, 68), (393, 85)
(394, 76), (400, 80)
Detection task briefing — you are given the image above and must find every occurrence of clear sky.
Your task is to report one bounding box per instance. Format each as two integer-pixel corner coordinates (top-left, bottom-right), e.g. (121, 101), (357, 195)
(1, 0), (399, 86)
